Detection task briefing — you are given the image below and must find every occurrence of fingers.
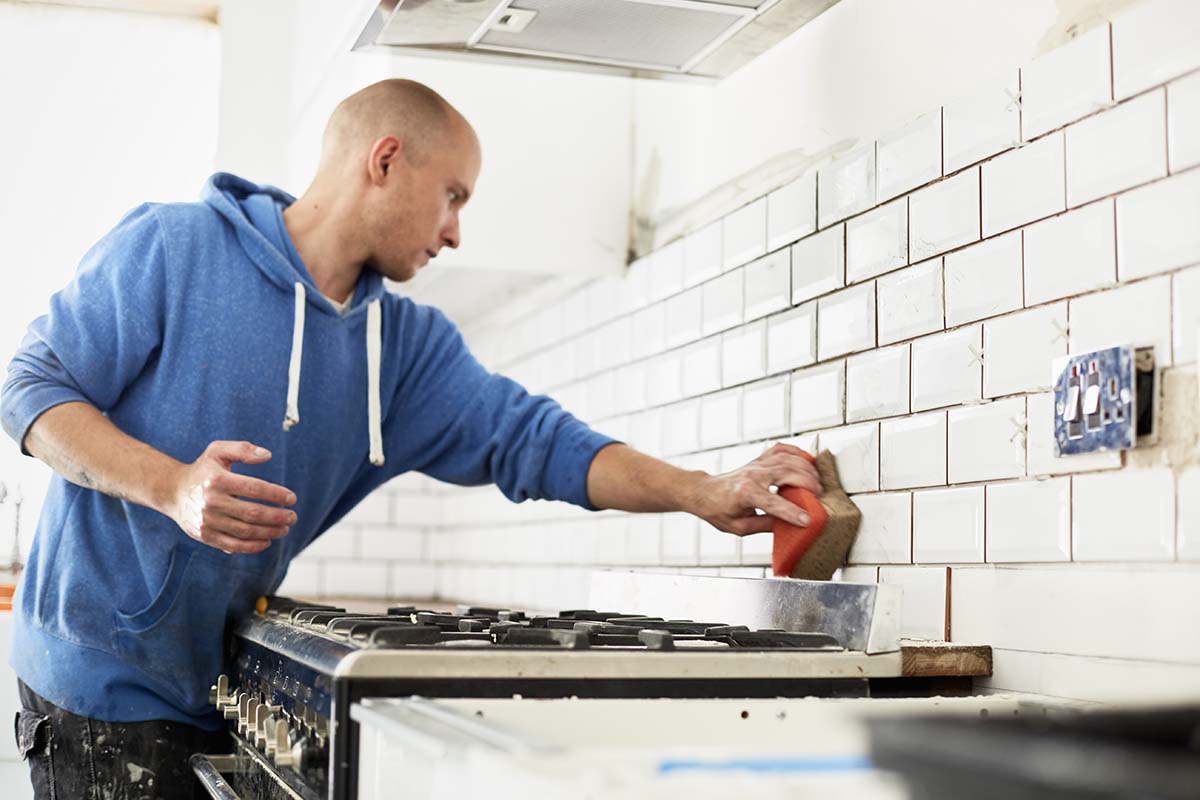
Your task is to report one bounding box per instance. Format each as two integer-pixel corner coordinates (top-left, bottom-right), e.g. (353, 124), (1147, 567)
(728, 514), (774, 536)
(751, 487), (810, 528)
(202, 507), (289, 540)
(205, 492), (296, 530)
(760, 442), (813, 462)
(200, 530), (273, 555)
(206, 440), (273, 467)
(220, 473), (296, 506)
(761, 451), (824, 495)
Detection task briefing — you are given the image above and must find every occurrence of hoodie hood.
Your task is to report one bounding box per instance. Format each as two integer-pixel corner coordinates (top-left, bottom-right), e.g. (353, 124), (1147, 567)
(200, 172), (387, 314)
(202, 172), (387, 465)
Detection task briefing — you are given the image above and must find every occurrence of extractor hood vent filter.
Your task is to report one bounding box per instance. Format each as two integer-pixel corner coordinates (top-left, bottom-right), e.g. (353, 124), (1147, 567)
(355, 0), (842, 81)
(475, 0), (751, 72)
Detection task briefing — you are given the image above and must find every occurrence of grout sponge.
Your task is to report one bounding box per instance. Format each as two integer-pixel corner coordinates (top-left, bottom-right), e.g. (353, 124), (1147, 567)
(771, 449), (862, 580)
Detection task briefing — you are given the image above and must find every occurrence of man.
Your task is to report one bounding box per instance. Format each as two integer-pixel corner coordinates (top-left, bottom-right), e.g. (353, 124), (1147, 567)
(1, 79), (822, 798)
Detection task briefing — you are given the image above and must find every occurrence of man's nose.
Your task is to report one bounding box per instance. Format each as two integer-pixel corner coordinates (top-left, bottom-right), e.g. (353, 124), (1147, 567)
(441, 215), (461, 250)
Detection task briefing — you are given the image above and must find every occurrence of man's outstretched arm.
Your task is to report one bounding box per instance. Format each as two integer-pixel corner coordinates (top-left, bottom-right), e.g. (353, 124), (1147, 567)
(585, 442), (823, 535)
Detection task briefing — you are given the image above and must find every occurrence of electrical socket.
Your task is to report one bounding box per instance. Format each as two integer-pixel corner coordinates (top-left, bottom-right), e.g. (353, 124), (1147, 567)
(1052, 345), (1157, 456)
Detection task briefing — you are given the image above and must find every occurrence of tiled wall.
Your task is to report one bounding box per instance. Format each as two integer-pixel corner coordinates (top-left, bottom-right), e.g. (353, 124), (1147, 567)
(283, 0), (1200, 701)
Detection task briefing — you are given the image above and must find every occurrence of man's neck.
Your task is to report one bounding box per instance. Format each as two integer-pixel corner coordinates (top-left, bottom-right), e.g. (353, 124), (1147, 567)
(281, 188), (367, 305)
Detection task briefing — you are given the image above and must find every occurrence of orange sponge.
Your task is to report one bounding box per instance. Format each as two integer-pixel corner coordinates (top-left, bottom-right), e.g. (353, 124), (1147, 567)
(772, 450), (862, 580)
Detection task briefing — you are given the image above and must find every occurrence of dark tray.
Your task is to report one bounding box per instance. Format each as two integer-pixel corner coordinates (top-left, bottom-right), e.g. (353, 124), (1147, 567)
(867, 705), (1200, 800)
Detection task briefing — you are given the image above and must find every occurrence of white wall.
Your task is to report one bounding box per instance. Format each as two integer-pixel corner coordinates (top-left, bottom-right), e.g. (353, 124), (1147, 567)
(286, 0), (1200, 705)
(0, 1), (221, 562)
(631, 0), (1137, 246)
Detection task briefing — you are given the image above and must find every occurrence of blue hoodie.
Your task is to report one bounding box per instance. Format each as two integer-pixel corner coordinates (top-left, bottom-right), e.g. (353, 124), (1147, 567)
(0, 173), (616, 728)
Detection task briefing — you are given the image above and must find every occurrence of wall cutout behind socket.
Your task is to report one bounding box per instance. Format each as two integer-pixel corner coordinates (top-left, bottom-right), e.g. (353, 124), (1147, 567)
(1052, 345), (1156, 456)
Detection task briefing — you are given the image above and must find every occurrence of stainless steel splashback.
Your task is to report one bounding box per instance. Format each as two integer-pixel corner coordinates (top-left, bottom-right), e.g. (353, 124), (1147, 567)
(589, 572), (901, 653)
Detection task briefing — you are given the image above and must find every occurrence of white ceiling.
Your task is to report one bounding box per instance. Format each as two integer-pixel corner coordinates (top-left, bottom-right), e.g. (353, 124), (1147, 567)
(6, 0), (218, 20)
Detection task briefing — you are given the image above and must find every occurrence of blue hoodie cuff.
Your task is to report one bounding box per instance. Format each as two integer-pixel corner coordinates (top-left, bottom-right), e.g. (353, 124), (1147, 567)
(1, 380), (91, 457)
(543, 419), (620, 511)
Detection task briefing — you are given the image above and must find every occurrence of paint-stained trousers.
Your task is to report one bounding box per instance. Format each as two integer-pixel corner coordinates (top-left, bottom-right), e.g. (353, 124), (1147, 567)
(14, 680), (229, 800)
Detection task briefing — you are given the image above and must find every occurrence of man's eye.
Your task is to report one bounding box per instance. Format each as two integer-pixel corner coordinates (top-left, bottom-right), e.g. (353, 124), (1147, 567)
(448, 190), (460, 202)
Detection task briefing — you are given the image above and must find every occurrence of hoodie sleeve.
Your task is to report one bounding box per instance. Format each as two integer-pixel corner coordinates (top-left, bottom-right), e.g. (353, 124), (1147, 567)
(389, 303), (618, 510)
(1, 204), (167, 455)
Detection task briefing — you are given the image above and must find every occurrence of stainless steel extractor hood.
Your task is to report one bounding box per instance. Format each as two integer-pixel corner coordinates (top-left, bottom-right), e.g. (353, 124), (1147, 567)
(353, 0), (842, 81)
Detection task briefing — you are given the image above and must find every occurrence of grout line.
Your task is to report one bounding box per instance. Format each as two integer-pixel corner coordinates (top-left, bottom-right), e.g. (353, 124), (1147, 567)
(1107, 22), (1115, 103)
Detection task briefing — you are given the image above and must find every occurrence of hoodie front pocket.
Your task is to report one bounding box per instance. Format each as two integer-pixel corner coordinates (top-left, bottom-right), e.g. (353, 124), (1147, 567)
(113, 546), (194, 634)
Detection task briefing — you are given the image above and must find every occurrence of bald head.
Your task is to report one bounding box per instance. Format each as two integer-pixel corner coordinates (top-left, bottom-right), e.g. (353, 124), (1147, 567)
(318, 79), (474, 173)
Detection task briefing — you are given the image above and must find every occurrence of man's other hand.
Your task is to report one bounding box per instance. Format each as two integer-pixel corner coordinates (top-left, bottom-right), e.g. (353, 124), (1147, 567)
(169, 441), (297, 554)
(688, 443), (823, 536)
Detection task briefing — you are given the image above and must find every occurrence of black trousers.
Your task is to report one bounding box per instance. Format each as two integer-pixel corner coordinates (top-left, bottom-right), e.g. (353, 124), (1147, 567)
(14, 679), (230, 800)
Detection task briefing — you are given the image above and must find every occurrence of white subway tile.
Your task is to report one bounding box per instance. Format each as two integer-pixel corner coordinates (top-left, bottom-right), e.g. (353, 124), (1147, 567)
(880, 411), (948, 490)
(911, 325), (983, 411)
(278, 559), (320, 598)
(1024, 199), (1116, 305)
(723, 197), (767, 271)
(561, 289), (590, 337)
(1073, 467), (1175, 560)
(879, 566), (947, 640)
(845, 343), (911, 422)
(943, 71), (1021, 173)
(664, 286), (703, 349)
(845, 198), (908, 284)
(791, 226), (845, 304)
(944, 231), (1022, 327)
(983, 302), (1069, 397)
(662, 512), (699, 566)
(661, 399), (701, 456)
(982, 131), (1065, 236)
(952, 565), (1200, 661)
(838, 566), (880, 583)
(1111, 0), (1200, 99)
(700, 388), (742, 449)
(718, 442), (767, 472)
(615, 361), (649, 414)
(1168, 72), (1200, 172)
(701, 268), (744, 336)
(819, 421), (879, 493)
(743, 248), (791, 321)
(790, 362), (845, 432)
(739, 530), (773, 565)
(681, 337), (722, 398)
(782, 431), (820, 455)
(304, 527), (357, 559)
(627, 513), (662, 565)
(877, 257), (945, 345)
(699, 519), (741, 565)
(721, 320), (767, 387)
(1116, 169), (1200, 281)
(630, 303), (666, 360)
(1020, 24), (1112, 139)
(647, 350), (683, 407)
(767, 170), (818, 250)
(1025, 392), (1122, 475)
(1177, 466), (1200, 560)
(322, 561), (389, 598)
(683, 220), (722, 288)
(742, 375), (790, 441)
(986, 478), (1071, 562)
(766, 302), (817, 374)
(629, 408), (663, 457)
(360, 528), (424, 561)
(848, 491), (913, 564)
(598, 317), (632, 370)
(818, 144), (877, 228)
(1069, 274), (1173, 366)
(1066, 89), (1167, 207)
(625, 258), (653, 314)
(913, 486), (985, 563)
(947, 397), (1027, 483)
(1173, 266), (1200, 364)
(389, 564), (435, 599)
(817, 282), (877, 360)
(909, 168), (981, 262)
(979, 646), (1200, 702)
(648, 240), (686, 302)
(877, 110), (942, 202)
(586, 370), (617, 420)
(346, 493), (390, 526)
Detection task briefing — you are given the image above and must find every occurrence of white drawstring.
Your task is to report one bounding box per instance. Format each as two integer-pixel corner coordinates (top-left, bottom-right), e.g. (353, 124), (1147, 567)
(283, 282), (305, 431)
(282, 283), (385, 467)
(366, 298), (385, 466)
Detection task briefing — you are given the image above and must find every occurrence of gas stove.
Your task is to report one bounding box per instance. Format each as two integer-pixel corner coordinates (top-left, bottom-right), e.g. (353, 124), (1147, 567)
(195, 575), (903, 800)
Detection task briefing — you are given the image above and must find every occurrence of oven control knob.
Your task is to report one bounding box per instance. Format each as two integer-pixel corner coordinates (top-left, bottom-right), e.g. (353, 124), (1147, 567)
(222, 691), (242, 720)
(209, 675), (231, 708)
(253, 704), (271, 751)
(241, 697), (259, 737)
(268, 719), (295, 767)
